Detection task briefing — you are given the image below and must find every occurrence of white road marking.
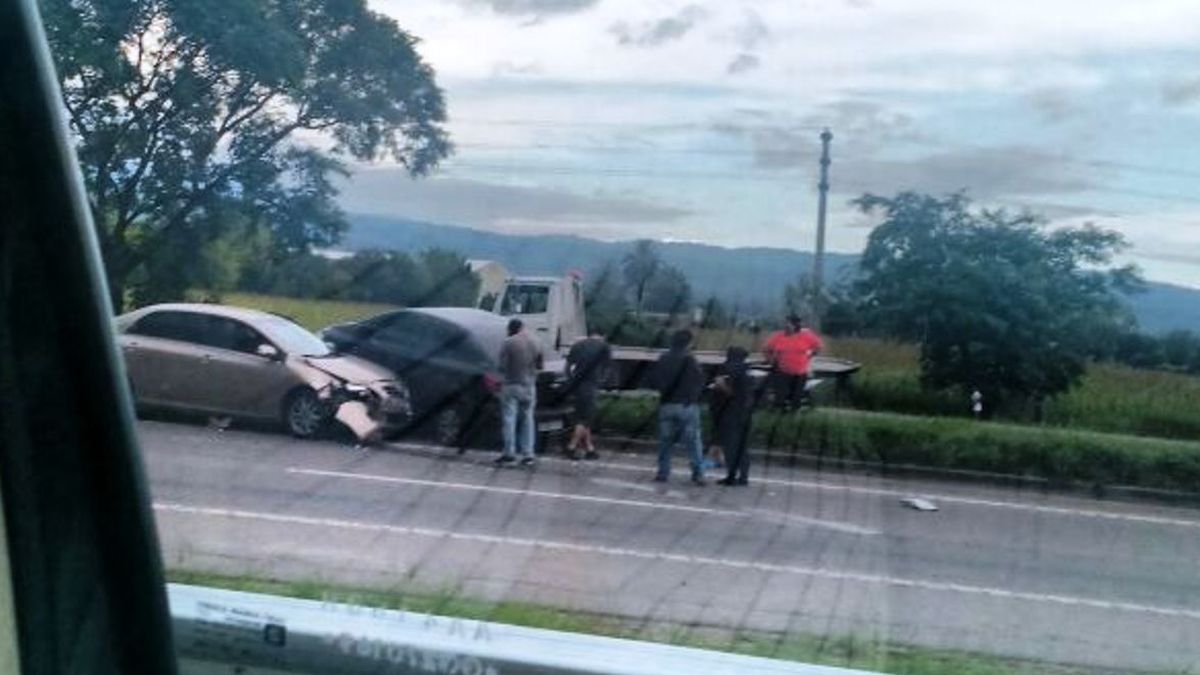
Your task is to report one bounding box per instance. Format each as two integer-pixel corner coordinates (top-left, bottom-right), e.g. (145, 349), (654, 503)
(382, 441), (1200, 529)
(154, 501), (1200, 622)
(286, 466), (879, 536)
(562, 459), (1200, 529)
(587, 476), (687, 498)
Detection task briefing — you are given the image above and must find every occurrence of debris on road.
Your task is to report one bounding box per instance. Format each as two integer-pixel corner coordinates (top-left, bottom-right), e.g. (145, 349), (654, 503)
(901, 497), (939, 512)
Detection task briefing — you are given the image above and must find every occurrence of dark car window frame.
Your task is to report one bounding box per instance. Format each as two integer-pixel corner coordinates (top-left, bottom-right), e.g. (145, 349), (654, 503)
(206, 316), (273, 356)
(127, 311), (210, 345)
(129, 311), (273, 357)
(376, 315), (487, 366)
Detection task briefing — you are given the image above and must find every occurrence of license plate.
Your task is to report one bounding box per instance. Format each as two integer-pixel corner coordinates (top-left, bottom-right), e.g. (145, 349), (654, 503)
(537, 419), (564, 432)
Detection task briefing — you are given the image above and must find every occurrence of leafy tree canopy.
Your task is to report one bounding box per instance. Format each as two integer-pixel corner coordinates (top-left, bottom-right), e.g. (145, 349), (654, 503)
(853, 191), (1141, 411)
(41, 0), (452, 308)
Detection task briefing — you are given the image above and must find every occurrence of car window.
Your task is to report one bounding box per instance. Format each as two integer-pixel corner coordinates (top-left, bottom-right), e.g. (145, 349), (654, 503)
(499, 285), (549, 315)
(127, 311), (210, 345)
(257, 316), (332, 357)
(378, 316), (455, 355)
(206, 317), (267, 355)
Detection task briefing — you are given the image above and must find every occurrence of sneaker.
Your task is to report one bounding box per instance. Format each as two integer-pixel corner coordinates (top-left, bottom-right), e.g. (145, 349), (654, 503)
(564, 449), (581, 461)
(652, 475), (668, 483)
(494, 455), (516, 466)
(520, 457), (537, 467)
(735, 478), (749, 486)
(716, 477), (736, 486)
(584, 450), (600, 461)
(691, 476), (707, 487)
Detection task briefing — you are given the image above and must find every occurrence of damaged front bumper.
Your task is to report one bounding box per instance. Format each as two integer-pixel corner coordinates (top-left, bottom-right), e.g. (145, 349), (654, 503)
(321, 381), (412, 445)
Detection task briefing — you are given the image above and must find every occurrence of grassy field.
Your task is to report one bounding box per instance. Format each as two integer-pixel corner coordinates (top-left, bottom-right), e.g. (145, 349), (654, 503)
(821, 338), (1200, 442)
(169, 569), (1092, 675)
(695, 330), (1200, 442)
(206, 291), (397, 331)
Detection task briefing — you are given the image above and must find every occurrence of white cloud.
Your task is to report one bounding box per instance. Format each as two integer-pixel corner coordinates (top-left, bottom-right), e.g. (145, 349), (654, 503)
(337, 168), (691, 234)
(359, 0), (1200, 290)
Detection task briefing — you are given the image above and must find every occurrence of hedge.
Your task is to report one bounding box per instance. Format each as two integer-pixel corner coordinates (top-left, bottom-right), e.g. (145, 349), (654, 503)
(595, 396), (1200, 493)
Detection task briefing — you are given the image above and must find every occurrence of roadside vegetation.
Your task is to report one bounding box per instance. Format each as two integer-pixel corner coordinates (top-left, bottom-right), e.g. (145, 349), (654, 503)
(825, 338), (1200, 443)
(596, 396), (1200, 493)
(168, 570), (1095, 675)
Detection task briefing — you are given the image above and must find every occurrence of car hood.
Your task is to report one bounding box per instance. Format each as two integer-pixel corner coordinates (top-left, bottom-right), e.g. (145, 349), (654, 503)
(300, 355), (396, 384)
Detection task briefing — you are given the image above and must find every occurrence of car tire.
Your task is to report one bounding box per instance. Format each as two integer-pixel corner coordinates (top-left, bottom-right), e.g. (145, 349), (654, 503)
(434, 405), (464, 448)
(283, 388), (328, 439)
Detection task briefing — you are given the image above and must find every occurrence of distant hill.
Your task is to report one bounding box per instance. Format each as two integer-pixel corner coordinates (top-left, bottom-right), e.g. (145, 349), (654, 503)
(1131, 283), (1200, 334)
(344, 214), (1200, 332)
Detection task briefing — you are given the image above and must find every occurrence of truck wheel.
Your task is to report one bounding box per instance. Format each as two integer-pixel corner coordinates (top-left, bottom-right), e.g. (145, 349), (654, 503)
(284, 388), (327, 439)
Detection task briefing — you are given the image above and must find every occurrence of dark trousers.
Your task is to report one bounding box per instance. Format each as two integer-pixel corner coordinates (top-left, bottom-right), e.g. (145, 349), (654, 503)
(721, 411), (752, 482)
(771, 372), (809, 411)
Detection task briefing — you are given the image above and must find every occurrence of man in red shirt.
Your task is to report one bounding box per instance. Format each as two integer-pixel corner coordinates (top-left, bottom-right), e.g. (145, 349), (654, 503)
(763, 315), (824, 411)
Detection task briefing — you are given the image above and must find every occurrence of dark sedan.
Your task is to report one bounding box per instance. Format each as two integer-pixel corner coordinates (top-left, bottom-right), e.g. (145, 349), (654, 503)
(321, 308), (573, 450)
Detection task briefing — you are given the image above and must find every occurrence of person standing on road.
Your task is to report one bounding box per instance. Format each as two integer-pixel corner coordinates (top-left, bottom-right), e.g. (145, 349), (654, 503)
(715, 346), (756, 487)
(763, 314), (823, 412)
(651, 329), (707, 486)
(565, 328), (612, 460)
(496, 318), (543, 467)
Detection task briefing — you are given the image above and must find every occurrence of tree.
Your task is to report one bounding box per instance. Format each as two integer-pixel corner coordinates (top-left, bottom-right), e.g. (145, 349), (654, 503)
(782, 275), (819, 321)
(332, 250), (424, 304)
(41, 0), (452, 308)
(853, 191), (1140, 414)
(415, 249), (480, 307)
(584, 260), (629, 335)
(699, 296), (733, 329)
(1161, 330), (1200, 371)
(622, 239), (661, 318)
(643, 264), (692, 315)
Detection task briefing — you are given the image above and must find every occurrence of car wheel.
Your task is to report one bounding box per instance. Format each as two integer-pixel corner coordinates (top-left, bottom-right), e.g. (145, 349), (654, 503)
(284, 388), (327, 439)
(434, 405), (463, 447)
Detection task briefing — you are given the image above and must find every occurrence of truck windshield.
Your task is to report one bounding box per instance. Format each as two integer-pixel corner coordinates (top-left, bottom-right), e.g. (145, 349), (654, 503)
(499, 284), (550, 315)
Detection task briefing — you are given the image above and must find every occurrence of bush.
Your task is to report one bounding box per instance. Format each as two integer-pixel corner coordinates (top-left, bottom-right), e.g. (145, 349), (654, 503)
(594, 396), (1200, 492)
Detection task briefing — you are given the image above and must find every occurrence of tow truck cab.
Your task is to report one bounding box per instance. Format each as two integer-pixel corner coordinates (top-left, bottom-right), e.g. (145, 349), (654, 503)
(486, 274), (587, 355)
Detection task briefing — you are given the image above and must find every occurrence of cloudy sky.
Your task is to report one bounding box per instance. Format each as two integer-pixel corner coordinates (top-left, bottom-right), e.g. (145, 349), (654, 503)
(342, 0), (1200, 288)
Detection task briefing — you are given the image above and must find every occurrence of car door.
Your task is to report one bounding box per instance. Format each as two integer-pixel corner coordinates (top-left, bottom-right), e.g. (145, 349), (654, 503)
(121, 311), (216, 410)
(198, 316), (298, 420)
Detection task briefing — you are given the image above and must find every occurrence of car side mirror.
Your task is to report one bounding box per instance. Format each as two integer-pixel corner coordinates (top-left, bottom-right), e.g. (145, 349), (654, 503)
(256, 343), (282, 361)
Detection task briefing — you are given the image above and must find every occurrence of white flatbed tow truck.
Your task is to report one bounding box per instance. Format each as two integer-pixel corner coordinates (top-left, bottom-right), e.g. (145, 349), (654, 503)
(481, 272), (861, 393)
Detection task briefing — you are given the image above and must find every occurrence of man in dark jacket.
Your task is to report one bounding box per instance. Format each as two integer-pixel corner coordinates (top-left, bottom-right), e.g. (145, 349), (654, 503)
(714, 346), (756, 486)
(565, 329), (612, 460)
(652, 329), (706, 485)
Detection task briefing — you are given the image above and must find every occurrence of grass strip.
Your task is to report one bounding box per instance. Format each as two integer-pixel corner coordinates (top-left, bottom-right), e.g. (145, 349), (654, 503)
(167, 569), (1097, 675)
(596, 397), (1200, 493)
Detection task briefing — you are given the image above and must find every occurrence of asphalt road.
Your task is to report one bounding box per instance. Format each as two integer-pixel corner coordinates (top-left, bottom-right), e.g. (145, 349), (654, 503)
(140, 419), (1200, 673)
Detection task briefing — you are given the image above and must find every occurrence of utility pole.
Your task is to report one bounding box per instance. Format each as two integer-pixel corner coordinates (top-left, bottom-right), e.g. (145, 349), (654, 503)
(811, 127), (833, 328)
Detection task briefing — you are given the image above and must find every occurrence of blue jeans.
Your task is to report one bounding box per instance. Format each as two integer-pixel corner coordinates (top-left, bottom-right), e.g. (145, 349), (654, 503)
(657, 403), (704, 480)
(501, 384), (536, 458)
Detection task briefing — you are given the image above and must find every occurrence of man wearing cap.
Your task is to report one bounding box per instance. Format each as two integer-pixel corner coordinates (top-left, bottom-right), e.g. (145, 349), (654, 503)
(763, 315), (823, 412)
